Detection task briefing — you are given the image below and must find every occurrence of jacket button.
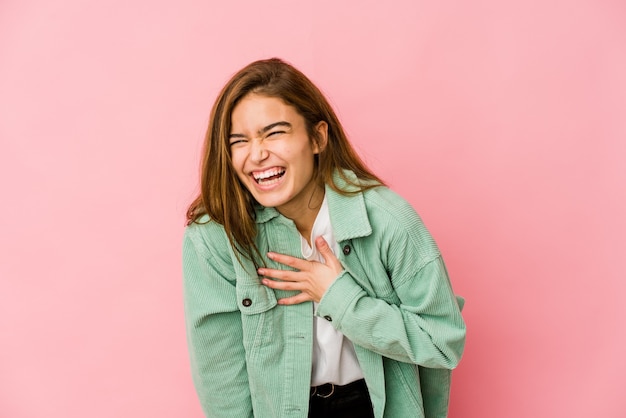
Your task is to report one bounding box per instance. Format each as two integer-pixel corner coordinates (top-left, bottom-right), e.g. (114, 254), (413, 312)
(323, 315), (332, 322)
(242, 298), (252, 307)
(342, 245), (351, 255)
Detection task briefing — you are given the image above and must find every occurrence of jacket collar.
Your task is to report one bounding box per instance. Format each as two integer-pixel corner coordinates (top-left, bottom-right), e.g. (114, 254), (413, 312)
(325, 170), (372, 241)
(254, 169), (373, 242)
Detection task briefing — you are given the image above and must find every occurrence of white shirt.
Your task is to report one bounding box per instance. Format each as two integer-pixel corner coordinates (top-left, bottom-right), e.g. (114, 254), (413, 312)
(300, 195), (364, 386)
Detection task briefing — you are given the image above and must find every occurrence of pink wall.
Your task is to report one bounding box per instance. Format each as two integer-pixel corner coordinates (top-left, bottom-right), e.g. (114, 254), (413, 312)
(1, 1), (625, 417)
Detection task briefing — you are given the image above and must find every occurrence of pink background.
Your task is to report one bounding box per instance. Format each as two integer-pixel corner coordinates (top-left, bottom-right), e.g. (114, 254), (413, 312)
(1, 1), (625, 417)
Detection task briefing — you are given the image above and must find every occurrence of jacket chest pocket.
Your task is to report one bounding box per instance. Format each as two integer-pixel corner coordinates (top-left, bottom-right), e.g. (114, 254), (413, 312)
(236, 281), (277, 351)
(341, 241), (400, 304)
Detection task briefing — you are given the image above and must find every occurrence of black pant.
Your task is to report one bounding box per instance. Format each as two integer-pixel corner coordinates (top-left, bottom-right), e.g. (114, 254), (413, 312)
(308, 379), (375, 418)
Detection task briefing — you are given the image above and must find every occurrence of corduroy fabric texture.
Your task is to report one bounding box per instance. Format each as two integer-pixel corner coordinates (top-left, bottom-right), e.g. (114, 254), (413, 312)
(183, 170), (466, 418)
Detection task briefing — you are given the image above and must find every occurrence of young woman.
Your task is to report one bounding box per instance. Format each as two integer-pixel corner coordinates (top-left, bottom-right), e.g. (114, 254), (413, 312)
(183, 58), (466, 418)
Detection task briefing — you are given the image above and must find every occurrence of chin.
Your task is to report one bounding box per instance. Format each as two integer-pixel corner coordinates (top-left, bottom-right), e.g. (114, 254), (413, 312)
(254, 196), (288, 208)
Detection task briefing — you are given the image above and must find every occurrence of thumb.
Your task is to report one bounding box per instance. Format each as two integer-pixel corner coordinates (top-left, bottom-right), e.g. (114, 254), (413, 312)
(315, 236), (332, 254)
(315, 237), (341, 269)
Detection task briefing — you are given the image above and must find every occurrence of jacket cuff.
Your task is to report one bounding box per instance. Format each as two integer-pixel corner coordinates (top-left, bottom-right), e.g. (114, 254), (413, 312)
(316, 270), (363, 326)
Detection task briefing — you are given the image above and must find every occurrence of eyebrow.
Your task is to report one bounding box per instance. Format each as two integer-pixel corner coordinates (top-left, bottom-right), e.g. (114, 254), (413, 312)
(229, 121), (292, 139)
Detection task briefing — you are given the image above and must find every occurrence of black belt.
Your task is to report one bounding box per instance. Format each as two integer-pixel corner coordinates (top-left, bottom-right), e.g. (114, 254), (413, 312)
(310, 378), (368, 399)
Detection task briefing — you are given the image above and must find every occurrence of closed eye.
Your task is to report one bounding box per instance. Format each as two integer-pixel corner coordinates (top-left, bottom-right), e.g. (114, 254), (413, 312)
(229, 138), (247, 146)
(267, 130), (285, 138)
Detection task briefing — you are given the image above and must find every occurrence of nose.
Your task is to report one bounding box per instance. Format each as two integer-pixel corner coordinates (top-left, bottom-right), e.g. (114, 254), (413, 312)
(249, 139), (268, 163)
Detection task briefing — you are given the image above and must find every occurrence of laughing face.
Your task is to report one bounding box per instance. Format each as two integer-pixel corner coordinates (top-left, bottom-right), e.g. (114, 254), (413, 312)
(229, 94), (327, 218)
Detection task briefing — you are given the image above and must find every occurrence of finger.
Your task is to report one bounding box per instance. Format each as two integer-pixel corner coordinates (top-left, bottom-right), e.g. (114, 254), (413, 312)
(277, 292), (314, 305)
(267, 252), (311, 271)
(257, 267), (298, 281)
(261, 278), (304, 291)
(314, 237), (342, 269)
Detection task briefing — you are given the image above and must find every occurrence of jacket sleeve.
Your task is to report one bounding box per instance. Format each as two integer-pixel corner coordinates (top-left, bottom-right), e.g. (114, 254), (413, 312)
(182, 225), (253, 417)
(316, 208), (466, 369)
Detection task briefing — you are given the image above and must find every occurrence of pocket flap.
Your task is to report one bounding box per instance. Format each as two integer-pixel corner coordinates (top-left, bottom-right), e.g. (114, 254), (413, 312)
(236, 282), (277, 314)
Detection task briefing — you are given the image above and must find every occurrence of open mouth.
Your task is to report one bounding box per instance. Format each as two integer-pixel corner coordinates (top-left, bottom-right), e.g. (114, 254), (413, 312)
(252, 167), (286, 185)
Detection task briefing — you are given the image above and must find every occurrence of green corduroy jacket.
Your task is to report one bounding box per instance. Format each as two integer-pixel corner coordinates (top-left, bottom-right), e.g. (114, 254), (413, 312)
(183, 170), (466, 417)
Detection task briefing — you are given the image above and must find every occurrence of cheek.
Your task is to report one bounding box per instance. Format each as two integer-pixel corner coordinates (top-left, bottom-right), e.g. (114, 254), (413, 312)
(282, 143), (315, 163)
(229, 150), (245, 171)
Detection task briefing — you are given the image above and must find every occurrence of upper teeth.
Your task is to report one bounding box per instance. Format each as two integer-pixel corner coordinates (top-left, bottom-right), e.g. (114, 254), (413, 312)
(253, 168), (285, 180)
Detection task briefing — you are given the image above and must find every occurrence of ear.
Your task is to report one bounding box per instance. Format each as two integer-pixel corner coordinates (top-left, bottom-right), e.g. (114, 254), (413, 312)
(312, 121), (328, 154)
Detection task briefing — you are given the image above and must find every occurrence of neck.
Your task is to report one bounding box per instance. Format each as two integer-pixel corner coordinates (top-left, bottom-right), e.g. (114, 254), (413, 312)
(277, 181), (325, 241)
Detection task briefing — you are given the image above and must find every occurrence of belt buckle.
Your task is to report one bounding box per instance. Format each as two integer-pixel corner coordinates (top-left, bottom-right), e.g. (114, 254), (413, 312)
(313, 383), (335, 398)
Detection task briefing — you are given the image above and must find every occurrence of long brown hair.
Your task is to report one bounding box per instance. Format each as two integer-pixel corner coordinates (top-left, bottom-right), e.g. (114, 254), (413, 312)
(187, 58), (384, 262)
